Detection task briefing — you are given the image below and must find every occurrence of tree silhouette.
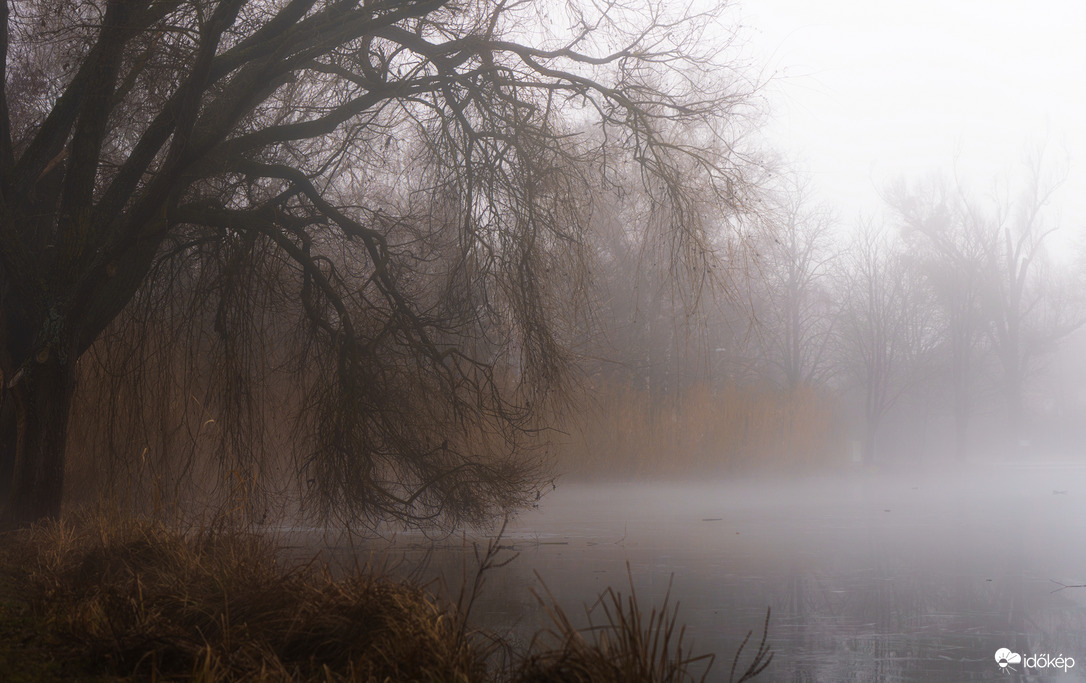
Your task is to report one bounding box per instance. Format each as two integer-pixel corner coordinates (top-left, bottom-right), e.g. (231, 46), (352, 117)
(888, 152), (1085, 457)
(0, 0), (757, 524)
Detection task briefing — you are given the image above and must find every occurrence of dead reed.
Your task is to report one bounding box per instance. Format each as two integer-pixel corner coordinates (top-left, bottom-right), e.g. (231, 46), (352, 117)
(3, 513), (484, 681)
(0, 513), (771, 682)
(516, 572), (771, 683)
(554, 380), (843, 478)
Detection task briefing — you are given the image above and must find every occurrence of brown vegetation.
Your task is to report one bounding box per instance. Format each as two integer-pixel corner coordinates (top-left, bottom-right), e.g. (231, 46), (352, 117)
(5, 513), (485, 681)
(517, 578), (770, 683)
(553, 380), (844, 479)
(0, 514), (769, 682)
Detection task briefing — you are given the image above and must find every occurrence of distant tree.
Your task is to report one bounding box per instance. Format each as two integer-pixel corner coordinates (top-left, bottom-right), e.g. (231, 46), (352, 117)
(0, 0), (759, 525)
(887, 177), (989, 460)
(748, 174), (836, 391)
(833, 221), (936, 465)
(973, 152), (1085, 445)
(559, 113), (763, 400)
(888, 151), (1085, 453)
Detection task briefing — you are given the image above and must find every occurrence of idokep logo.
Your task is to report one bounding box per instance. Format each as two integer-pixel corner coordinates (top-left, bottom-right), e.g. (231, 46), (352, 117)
(995, 648), (1021, 672)
(995, 647), (1075, 674)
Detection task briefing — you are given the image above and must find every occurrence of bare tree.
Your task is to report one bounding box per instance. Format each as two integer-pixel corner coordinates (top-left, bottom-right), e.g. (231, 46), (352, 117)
(888, 151), (1085, 455)
(887, 176), (989, 460)
(748, 174), (836, 391)
(833, 221), (936, 465)
(973, 151), (1085, 446)
(0, 0), (760, 525)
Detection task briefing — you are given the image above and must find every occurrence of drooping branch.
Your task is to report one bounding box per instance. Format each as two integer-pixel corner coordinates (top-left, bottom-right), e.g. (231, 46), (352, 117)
(0, 0), (761, 525)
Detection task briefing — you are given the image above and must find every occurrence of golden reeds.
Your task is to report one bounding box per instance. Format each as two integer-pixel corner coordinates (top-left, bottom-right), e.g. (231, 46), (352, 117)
(554, 380), (844, 478)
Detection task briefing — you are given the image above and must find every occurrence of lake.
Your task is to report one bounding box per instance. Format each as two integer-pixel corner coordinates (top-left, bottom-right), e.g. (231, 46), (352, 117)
(302, 462), (1086, 681)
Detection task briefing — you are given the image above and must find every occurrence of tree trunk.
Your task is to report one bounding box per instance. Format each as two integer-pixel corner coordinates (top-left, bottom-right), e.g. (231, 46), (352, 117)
(952, 389), (969, 461)
(862, 417), (878, 466)
(4, 354), (76, 525)
(0, 389), (16, 505)
(952, 358), (970, 461)
(1005, 368), (1025, 455)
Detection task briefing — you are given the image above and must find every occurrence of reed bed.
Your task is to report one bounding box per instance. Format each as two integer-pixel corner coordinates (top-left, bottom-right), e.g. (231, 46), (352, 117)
(554, 380), (844, 479)
(0, 513), (770, 682)
(4, 513), (483, 681)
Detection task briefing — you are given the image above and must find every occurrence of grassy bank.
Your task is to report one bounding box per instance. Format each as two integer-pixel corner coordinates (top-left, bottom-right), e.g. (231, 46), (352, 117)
(0, 514), (770, 682)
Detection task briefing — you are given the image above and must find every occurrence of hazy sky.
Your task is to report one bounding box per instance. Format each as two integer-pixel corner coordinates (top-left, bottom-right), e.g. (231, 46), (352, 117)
(742, 0), (1086, 235)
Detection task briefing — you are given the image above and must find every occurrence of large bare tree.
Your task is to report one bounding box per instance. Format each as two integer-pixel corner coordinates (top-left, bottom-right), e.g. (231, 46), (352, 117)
(0, 0), (757, 524)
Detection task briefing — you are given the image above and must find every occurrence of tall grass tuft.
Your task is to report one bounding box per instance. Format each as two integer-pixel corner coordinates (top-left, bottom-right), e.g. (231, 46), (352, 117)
(516, 571), (771, 683)
(517, 579), (709, 682)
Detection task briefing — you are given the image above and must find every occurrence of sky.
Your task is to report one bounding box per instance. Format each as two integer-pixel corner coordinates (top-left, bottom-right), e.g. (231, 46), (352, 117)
(740, 0), (1086, 238)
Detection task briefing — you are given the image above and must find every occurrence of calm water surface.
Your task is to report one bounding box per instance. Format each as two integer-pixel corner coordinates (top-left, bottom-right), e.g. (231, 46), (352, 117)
(303, 463), (1086, 681)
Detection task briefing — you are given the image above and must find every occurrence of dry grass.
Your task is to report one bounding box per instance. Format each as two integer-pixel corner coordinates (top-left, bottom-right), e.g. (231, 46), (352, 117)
(0, 514), (771, 682)
(554, 380), (844, 479)
(516, 573), (771, 683)
(3, 513), (485, 681)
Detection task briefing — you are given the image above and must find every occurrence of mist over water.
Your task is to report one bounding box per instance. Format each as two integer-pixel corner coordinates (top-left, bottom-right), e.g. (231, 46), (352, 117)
(311, 462), (1086, 681)
(9, 1), (1086, 680)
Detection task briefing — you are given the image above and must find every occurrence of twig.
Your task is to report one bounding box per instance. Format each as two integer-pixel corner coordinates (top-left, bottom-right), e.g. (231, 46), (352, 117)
(729, 607), (773, 683)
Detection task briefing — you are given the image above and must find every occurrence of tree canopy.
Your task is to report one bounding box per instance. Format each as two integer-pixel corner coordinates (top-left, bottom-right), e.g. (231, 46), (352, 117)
(0, 0), (759, 525)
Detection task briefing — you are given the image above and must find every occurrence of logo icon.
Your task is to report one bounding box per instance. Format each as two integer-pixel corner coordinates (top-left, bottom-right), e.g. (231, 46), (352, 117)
(995, 648), (1022, 672)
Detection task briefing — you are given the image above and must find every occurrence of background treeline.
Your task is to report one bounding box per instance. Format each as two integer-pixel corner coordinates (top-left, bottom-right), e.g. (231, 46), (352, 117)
(553, 149), (1086, 478)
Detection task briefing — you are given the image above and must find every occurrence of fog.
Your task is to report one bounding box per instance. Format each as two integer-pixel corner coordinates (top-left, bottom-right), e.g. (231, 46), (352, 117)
(7, 0), (1086, 679)
(295, 4), (1086, 679)
(493, 139), (1086, 677)
(308, 465), (1086, 681)
(745, 0), (1086, 232)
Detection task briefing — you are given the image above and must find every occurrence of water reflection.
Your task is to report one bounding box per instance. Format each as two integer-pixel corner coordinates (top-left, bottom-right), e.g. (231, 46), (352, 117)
(306, 465), (1086, 682)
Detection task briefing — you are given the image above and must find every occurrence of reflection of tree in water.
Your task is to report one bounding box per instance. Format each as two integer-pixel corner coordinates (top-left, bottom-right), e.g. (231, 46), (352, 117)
(768, 559), (1086, 681)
